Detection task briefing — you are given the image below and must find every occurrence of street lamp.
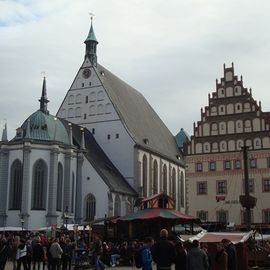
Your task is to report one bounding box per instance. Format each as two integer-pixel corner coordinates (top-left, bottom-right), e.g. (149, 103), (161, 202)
(20, 216), (25, 231)
(63, 206), (69, 229)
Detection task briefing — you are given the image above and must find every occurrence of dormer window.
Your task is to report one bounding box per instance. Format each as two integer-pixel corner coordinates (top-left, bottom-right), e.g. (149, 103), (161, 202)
(143, 138), (149, 145)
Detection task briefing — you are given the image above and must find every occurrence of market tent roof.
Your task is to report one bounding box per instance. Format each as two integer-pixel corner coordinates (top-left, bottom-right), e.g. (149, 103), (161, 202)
(0, 227), (26, 231)
(189, 230), (253, 244)
(112, 208), (199, 224)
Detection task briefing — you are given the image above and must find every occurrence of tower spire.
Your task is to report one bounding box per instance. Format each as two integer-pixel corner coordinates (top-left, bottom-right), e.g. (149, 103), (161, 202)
(84, 16), (98, 66)
(1, 122), (8, 142)
(39, 76), (49, 114)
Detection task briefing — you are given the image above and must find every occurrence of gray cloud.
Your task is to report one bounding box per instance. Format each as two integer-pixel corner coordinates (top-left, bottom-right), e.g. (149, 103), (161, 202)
(1, 0), (270, 138)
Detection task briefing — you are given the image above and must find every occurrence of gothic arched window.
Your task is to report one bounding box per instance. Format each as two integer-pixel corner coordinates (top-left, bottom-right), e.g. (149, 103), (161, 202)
(114, 195), (121, 216)
(85, 193), (96, 221)
(163, 164), (167, 193)
(56, 163), (63, 211)
(142, 155), (148, 197)
(9, 159), (23, 210)
(171, 168), (176, 201)
(71, 172), (75, 213)
(153, 160), (158, 194)
(180, 171), (184, 207)
(32, 159), (47, 210)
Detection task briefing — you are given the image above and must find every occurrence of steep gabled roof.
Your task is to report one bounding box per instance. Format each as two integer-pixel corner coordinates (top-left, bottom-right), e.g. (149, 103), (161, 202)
(60, 119), (137, 196)
(94, 64), (184, 166)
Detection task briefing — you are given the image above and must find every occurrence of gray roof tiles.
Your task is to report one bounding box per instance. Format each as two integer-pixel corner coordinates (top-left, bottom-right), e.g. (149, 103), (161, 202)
(95, 64), (184, 166)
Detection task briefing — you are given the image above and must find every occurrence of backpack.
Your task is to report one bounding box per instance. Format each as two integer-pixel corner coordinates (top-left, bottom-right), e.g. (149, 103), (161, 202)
(134, 249), (143, 268)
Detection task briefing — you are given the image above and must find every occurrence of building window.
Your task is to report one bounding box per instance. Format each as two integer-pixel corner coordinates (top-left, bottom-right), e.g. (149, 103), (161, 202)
(82, 83), (84, 87)
(142, 155), (148, 197)
(197, 211), (208, 222)
(84, 113), (87, 119)
(267, 157), (270, 168)
(92, 128), (95, 134)
(71, 173), (75, 213)
(217, 210), (228, 223)
(89, 82), (92, 86)
(197, 182), (207, 195)
(163, 164), (168, 194)
(235, 160), (241, 169)
(250, 159), (257, 168)
(153, 160), (158, 195)
(241, 209), (254, 224)
(32, 160), (47, 210)
(9, 160), (23, 210)
(224, 160), (231, 170)
(209, 161), (216, 171)
(217, 180), (227, 194)
(56, 163), (63, 211)
(263, 179), (270, 192)
(263, 209), (270, 223)
(85, 96), (88, 103)
(243, 178), (254, 193)
(107, 134), (111, 140)
(114, 195), (121, 216)
(85, 193), (96, 221)
(116, 133), (119, 139)
(196, 162), (203, 172)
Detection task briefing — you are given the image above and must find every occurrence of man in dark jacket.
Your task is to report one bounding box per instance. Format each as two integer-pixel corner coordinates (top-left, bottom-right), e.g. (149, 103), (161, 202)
(222, 239), (237, 270)
(187, 240), (209, 270)
(0, 237), (10, 270)
(152, 229), (176, 270)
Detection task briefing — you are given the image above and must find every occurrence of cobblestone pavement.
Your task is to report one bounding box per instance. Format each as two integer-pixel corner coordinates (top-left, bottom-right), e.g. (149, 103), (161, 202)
(4, 261), (270, 270)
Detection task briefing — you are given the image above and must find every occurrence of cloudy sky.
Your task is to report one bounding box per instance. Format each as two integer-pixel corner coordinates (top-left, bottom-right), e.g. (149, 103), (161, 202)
(1, 0), (270, 139)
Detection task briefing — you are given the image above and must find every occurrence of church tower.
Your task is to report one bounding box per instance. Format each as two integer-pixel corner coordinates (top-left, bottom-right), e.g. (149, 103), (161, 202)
(84, 17), (98, 67)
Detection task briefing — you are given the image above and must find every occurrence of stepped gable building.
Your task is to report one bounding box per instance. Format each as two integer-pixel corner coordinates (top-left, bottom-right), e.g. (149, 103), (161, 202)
(185, 63), (270, 226)
(57, 19), (186, 211)
(0, 77), (136, 230)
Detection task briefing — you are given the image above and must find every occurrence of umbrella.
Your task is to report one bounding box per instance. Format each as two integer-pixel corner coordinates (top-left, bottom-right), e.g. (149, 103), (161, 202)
(113, 208), (199, 224)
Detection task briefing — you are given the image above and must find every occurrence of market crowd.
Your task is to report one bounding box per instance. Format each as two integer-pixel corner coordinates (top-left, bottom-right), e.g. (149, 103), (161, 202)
(0, 229), (237, 270)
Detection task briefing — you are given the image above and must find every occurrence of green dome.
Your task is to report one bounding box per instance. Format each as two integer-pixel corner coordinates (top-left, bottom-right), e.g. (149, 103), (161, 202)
(21, 110), (70, 145)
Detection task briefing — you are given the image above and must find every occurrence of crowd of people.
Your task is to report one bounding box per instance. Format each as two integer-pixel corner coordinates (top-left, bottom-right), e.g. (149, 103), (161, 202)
(0, 229), (238, 270)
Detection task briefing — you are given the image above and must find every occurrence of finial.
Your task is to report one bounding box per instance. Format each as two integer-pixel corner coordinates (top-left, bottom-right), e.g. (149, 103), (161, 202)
(241, 75), (243, 82)
(1, 120), (8, 142)
(39, 76), (49, 114)
(89, 12), (94, 21)
(232, 62), (234, 68)
(25, 119), (31, 139)
(223, 63), (226, 70)
(80, 128), (85, 150)
(68, 123), (73, 146)
(250, 88), (252, 96)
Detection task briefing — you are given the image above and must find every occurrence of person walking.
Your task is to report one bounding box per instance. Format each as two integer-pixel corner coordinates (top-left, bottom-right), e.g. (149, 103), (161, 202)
(175, 241), (187, 270)
(92, 235), (106, 270)
(187, 240), (209, 270)
(212, 242), (228, 270)
(221, 239), (237, 270)
(16, 239), (28, 270)
(141, 237), (154, 270)
(0, 237), (10, 270)
(32, 236), (44, 270)
(152, 229), (176, 270)
(49, 238), (63, 270)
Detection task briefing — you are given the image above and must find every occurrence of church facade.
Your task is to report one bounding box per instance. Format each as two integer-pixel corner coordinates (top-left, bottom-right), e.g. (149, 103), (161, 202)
(185, 64), (270, 226)
(0, 20), (185, 230)
(57, 20), (186, 210)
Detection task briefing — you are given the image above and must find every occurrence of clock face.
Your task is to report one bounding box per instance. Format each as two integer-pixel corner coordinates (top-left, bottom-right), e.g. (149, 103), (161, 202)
(82, 68), (91, 78)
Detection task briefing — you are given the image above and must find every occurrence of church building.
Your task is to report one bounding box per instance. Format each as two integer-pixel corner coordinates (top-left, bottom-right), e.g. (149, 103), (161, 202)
(0, 19), (185, 229)
(57, 19), (186, 211)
